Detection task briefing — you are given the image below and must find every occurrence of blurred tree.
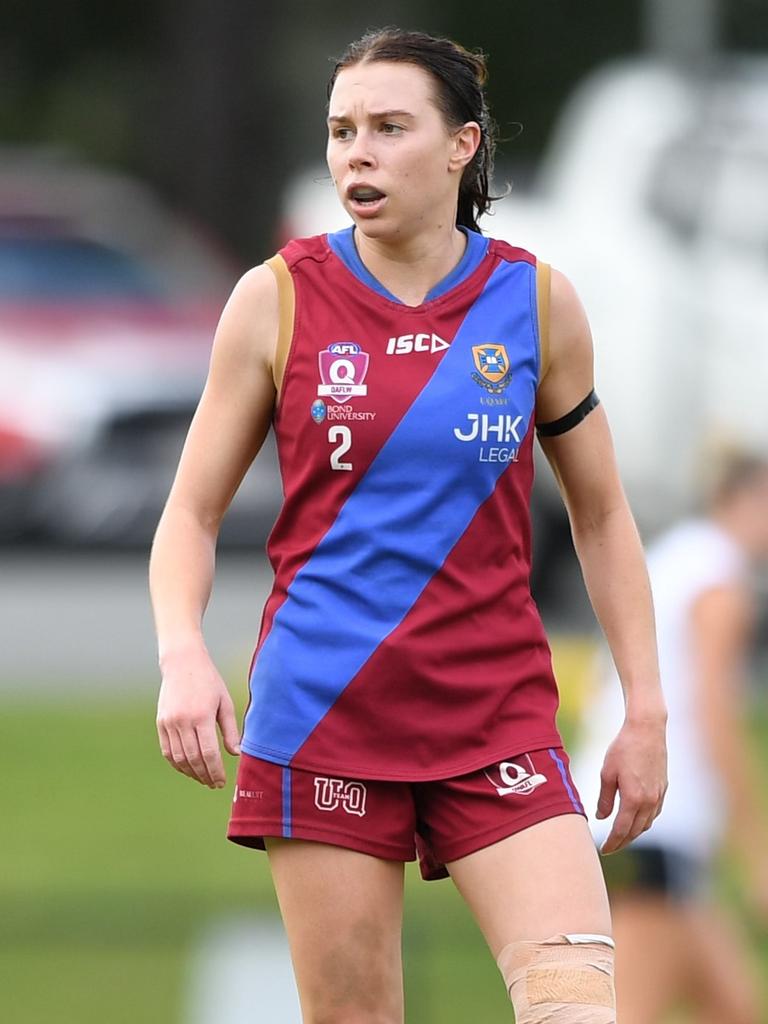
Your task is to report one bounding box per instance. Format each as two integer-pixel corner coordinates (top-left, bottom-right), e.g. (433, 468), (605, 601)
(149, 0), (286, 262)
(1, 0), (767, 258)
(427, 1), (644, 171)
(644, 0), (721, 62)
(725, 0), (768, 51)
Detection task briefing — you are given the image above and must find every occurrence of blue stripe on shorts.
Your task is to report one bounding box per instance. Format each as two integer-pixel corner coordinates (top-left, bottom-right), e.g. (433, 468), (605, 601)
(282, 767), (292, 838)
(548, 748), (584, 813)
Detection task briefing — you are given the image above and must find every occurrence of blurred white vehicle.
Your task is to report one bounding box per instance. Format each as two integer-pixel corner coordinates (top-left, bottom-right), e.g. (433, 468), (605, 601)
(280, 58), (768, 539)
(488, 57), (768, 535)
(0, 149), (281, 546)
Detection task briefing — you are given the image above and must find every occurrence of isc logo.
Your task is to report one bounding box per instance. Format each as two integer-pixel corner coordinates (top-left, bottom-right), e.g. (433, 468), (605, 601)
(313, 777), (367, 817)
(386, 333), (450, 355)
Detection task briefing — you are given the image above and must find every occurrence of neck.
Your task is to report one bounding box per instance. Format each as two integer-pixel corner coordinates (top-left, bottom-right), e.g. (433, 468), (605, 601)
(354, 218), (468, 307)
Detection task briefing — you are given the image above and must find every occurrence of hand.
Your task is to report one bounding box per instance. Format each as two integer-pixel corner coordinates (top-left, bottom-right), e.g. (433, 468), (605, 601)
(156, 644), (241, 789)
(596, 714), (668, 855)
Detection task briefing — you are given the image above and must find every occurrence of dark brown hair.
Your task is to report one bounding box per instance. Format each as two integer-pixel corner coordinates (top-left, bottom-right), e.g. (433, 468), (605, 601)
(328, 27), (498, 233)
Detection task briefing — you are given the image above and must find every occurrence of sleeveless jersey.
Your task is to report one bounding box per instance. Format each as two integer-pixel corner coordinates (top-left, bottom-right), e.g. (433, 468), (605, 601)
(240, 227), (563, 780)
(570, 519), (747, 859)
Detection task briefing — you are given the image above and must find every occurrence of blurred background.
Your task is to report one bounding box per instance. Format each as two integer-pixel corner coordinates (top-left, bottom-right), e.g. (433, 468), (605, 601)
(2, 0), (768, 1020)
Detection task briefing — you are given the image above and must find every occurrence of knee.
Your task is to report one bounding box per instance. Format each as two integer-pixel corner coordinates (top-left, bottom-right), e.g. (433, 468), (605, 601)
(301, 977), (403, 1024)
(305, 1008), (401, 1024)
(300, 933), (403, 1024)
(496, 933), (616, 1023)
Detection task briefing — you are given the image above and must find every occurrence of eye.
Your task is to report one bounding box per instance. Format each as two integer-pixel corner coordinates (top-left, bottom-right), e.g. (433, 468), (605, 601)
(381, 123), (404, 134)
(331, 126), (354, 141)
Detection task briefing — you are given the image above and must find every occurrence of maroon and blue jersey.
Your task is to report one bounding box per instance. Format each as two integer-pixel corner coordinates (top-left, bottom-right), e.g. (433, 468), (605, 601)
(240, 226), (563, 780)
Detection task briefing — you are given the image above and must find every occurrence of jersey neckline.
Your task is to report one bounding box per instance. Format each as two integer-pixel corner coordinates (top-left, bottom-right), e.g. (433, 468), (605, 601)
(326, 225), (490, 307)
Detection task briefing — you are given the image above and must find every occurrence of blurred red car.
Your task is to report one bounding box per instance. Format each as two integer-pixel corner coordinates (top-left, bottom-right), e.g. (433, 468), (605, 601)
(0, 149), (281, 545)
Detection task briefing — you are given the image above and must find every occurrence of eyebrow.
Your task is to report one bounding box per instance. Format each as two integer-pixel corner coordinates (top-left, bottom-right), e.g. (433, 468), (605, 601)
(327, 109), (415, 124)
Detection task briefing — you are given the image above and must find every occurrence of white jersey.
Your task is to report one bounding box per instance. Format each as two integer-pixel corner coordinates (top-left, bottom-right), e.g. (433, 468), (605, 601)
(570, 518), (747, 860)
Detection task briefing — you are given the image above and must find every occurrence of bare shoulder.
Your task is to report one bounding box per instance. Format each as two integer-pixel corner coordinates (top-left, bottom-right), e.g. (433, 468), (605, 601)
(210, 263), (280, 380)
(164, 264), (280, 525)
(537, 267), (595, 421)
(548, 268), (593, 367)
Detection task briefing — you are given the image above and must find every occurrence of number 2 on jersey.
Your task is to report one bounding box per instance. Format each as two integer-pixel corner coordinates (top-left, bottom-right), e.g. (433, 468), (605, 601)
(328, 425), (352, 471)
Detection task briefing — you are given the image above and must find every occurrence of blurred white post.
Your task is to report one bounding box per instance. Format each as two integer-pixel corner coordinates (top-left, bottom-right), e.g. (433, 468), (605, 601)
(644, 0), (721, 61)
(185, 915), (302, 1024)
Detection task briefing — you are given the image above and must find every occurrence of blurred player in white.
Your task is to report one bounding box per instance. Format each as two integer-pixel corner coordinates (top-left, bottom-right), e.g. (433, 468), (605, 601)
(572, 448), (768, 1023)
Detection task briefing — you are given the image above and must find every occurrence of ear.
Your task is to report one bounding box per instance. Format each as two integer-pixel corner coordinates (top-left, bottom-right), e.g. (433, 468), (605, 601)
(448, 121), (481, 173)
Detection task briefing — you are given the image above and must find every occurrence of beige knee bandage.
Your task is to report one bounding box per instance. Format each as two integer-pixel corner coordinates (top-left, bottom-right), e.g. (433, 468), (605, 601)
(496, 933), (616, 1023)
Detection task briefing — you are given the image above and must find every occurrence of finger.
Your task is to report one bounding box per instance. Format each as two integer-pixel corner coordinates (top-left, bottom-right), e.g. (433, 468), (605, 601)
(218, 698), (242, 757)
(600, 798), (641, 854)
(177, 726), (216, 788)
(654, 784), (668, 819)
(602, 800), (655, 854)
(196, 724), (226, 788)
(595, 773), (618, 820)
(157, 720), (172, 762)
(167, 727), (198, 781)
(626, 809), (656, 846)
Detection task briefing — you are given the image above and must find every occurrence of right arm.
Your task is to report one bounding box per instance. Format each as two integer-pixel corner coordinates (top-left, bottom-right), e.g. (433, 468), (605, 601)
(149, 264), (279, 788)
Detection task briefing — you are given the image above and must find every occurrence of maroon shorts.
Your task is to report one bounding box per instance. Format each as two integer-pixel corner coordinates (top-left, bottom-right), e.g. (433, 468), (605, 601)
(228, 746), (586, 881)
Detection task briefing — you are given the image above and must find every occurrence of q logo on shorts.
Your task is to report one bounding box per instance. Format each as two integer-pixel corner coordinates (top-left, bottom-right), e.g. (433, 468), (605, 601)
(483, 756), (548, 796)
(318, 341), (370, 403)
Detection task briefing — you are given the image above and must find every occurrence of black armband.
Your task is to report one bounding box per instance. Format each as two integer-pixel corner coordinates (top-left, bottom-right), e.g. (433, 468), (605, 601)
(536, 389), (600, 437)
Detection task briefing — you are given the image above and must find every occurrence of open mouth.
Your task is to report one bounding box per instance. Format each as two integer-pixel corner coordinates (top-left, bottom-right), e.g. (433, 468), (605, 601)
(347, 185), (387, 211)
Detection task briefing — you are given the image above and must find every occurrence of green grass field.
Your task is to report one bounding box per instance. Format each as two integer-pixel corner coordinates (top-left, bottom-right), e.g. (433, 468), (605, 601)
(1, 698), (512, 1022)
(2, 688), (766, 1023)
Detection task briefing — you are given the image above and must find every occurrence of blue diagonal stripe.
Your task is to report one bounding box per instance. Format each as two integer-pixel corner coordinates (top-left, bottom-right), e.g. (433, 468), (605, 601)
(243, 258), (538, 762)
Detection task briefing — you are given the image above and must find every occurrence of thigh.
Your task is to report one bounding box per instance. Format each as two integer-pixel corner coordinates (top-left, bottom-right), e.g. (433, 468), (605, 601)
(265, 838), (406, 1024)
(447, 813), (612, 957)
(610, 894), (691, 1024)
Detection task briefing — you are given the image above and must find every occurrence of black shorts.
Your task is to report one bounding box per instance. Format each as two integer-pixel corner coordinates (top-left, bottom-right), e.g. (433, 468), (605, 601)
(601, 843), (712, 903)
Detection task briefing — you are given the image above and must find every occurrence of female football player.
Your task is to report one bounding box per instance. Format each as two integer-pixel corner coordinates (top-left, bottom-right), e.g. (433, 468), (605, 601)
(150, 28), (667, 1023)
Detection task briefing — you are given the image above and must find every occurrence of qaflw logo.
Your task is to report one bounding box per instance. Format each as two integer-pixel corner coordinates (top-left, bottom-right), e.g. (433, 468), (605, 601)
(386, 332), (450, 355)
(483, 757), (548, 796)
(313, 777), (367, 817)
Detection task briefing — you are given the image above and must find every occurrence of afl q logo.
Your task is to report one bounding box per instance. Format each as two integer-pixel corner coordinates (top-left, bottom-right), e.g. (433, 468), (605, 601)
(318, 341), (370, 403)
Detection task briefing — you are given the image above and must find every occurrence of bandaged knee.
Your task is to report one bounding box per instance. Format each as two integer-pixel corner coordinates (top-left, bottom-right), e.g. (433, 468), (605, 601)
(496, 933), (615, 1023)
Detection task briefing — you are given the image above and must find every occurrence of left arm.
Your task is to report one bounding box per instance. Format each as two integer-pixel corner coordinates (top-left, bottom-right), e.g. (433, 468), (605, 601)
(536, 268), (668, 855)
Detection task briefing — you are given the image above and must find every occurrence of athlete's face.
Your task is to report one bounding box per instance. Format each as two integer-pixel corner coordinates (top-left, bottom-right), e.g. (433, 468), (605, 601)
(326, 61), (479, 241)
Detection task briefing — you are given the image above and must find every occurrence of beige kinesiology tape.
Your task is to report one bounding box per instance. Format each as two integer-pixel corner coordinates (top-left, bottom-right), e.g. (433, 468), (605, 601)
(496, 933), (616, 1023)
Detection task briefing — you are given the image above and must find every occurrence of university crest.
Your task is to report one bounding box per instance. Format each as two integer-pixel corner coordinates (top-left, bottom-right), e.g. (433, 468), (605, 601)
(471, 343), (513, 394)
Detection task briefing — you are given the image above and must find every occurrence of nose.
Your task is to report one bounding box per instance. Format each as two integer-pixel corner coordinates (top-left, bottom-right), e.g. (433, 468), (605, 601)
(347, 129), (376, 171)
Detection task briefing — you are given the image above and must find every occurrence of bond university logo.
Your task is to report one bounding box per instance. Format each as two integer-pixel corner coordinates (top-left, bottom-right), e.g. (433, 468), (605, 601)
(318, 342), (369, 402)
(484, 756), (548, 796)
(472, 343), (513, 394)
(313, 777), (368, 817)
